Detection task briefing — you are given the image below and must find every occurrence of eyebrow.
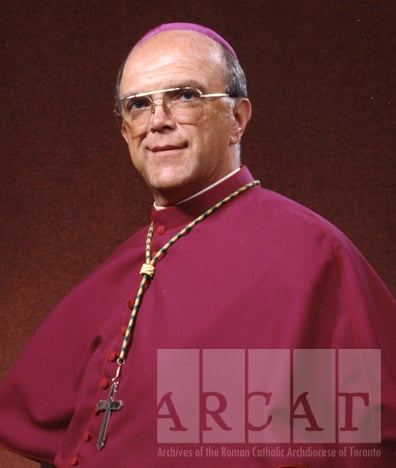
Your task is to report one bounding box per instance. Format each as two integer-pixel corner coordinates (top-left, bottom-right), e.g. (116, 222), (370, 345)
(120, 80), (208, 100)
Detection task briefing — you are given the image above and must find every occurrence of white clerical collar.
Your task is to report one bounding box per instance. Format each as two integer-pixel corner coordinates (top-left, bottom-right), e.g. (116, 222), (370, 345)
(153, 167), (241, 210)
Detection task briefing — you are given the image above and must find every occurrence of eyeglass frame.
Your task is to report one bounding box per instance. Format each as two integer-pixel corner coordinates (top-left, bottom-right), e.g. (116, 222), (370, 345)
(114, 86), (232, 129)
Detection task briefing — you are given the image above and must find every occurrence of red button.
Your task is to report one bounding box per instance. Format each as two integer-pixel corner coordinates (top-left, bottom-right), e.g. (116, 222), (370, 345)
(70, 455), (79, 466)
(127, 299), (133, 309)
(100, 378), (110, 390)
(108, 351), (118, 362)
(83, 431), (92, 442)
(156, 225), (166, 235)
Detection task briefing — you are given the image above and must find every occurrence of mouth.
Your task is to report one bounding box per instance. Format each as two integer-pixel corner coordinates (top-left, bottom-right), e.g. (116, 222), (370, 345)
(148, 143), (188, 155)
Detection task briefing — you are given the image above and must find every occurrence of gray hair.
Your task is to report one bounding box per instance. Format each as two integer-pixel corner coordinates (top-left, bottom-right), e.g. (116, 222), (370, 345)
(113, 44), (248, 115)
(222, 47), (248, 99)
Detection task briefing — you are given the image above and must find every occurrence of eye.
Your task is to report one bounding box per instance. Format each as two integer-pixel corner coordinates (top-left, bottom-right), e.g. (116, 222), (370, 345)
(125, 96), (151, 113)
(173, 88), (201, 102)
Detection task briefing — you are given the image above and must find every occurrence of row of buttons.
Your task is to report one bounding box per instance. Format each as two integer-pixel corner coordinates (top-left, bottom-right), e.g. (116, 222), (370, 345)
(68, 262), (158, 466)
(68, 347), (120, 465)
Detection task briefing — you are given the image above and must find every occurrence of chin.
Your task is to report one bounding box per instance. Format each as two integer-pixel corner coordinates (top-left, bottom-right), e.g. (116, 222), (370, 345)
(149, 169), (191, 190)
(151, 176), (197, 203)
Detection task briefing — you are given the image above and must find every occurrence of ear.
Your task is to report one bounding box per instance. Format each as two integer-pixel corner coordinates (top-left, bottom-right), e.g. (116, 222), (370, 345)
(229, 98), (252, 145)
(120, 123), (129, 144)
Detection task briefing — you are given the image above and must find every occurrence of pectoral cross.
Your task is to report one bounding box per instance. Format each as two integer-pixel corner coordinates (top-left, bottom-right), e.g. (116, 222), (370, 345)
(96, 380), (123, 450)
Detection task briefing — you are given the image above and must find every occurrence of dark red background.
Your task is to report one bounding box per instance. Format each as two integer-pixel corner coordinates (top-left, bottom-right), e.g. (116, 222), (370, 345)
(1, 1), (395, 465)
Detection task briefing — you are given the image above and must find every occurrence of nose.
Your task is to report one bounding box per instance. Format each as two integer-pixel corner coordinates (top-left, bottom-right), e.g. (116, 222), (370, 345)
(151, 97), (168, 113)
(149, 98), (176, 130)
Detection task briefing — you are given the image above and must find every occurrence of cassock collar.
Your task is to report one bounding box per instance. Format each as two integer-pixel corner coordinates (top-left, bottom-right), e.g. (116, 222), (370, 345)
(150, 166), (255, 230)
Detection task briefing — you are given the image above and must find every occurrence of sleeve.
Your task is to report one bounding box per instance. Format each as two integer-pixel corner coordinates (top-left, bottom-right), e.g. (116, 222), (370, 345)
(309, 226), (396, 467)
(330, 234), (396, 447)
(0, 285), (100, 464)
(0, 235), (141, 464)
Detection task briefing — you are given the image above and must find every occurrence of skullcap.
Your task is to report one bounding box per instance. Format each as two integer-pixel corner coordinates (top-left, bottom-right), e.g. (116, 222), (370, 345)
(132, 22), (238, 59)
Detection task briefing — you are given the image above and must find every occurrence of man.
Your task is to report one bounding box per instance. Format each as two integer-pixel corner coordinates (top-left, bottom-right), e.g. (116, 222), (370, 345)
(0, 23), (395, 467)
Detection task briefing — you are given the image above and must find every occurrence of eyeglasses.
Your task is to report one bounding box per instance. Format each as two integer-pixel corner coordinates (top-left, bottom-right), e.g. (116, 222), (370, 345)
(116, 86), (230, 135)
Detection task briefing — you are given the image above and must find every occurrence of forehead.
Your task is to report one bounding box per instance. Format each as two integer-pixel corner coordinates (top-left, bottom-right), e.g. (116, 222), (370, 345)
(120, 31), (227, 95)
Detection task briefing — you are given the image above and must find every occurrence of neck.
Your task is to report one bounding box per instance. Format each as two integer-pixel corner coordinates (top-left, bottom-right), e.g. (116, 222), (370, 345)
(153, 168), (241, 211)
(150, 166), (256, 231)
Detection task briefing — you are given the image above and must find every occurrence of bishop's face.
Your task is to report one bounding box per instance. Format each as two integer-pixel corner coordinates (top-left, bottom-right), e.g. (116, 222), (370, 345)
(119, 30), (248, 206)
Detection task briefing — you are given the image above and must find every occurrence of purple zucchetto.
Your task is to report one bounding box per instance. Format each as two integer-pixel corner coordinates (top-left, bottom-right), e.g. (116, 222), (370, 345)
(132, 22), (238, 59)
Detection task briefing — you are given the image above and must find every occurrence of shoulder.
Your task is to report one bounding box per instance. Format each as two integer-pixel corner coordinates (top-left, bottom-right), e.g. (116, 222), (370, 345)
(233, 185), (352, 251)
(234, 185), (394, 305)
(52, 224), (150, 309)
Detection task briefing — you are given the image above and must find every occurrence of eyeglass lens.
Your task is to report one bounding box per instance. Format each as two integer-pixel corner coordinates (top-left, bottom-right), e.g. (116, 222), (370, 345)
(121, 88), (204, 134)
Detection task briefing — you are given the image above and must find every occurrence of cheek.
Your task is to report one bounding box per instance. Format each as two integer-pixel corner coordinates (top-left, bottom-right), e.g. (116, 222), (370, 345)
(126, 137), (144, 166)
(201, 123), (230, 153)
(201, 109), (232, 142)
